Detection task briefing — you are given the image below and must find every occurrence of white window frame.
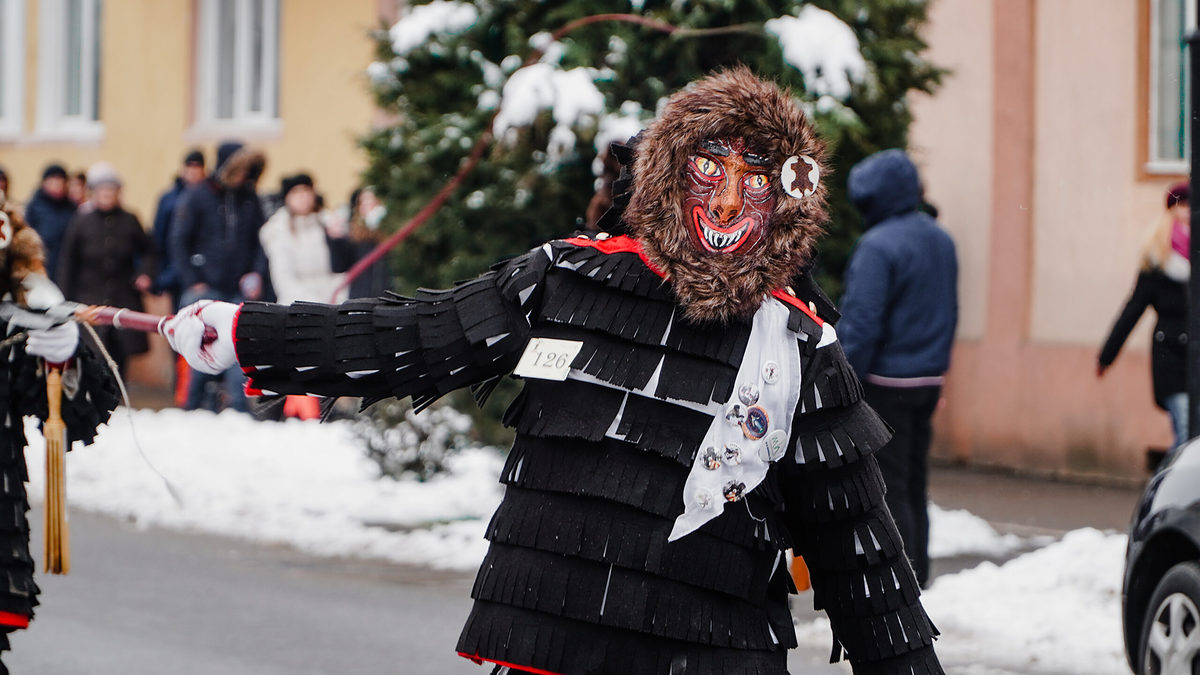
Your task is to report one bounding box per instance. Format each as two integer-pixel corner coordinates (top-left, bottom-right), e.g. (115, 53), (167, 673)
(35, 0), (104, 141)
(193, 0), (281, 135)
(0, 0), (27, 139)
(1147, 0), (1197, 174)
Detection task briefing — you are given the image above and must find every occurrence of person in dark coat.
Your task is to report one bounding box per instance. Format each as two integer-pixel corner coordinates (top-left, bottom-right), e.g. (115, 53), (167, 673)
(55, 162), (155, 375)
(169, 141), (267, 412)
(838, 149), (959, 589)
(1099, 182), (1192, 449)
(342, 186), (391, 299)
(166, 69), (943, 675)
(22, 164), (76, 278)
(151, 149), (207, 310)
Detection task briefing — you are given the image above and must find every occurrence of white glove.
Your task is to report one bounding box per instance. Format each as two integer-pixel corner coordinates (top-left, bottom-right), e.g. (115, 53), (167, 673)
(163, 300), (239, 375)
(25, 321), (79, 364)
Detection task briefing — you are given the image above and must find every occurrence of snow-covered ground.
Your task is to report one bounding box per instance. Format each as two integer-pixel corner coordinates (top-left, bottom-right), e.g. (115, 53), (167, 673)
(25, 409), (1129, 673)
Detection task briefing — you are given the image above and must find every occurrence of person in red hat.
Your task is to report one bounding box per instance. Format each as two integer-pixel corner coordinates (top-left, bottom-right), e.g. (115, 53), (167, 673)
(1099, 181), (1193, 450)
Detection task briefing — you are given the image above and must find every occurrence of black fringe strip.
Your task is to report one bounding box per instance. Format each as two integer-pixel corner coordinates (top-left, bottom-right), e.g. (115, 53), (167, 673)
(497, 436), (790, 551)
(469, 543), (786, 651)
(800, 340), (865, 413)
(508, 380), (626, 443)
(501, 435), (685, 517)
(789, 399), (893, 471)
(538, 270), (675, 347)
(484, 485), (781, 602)
(827, 603), (940, 663)
(662, 308), (752, 369)
(456, 601), (790, 675)
(842, 646), (945, 675)
(615, 393), (712, 465)
(780, 451), (888, 524)
(556, 242), (673, 302)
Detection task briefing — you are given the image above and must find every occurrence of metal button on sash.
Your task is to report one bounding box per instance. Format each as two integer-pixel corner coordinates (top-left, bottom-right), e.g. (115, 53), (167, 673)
(738, 384), (760, 406)
(702, 446), (721, 470)
(723, 443), (742, 465)
(723, 481), (746, 502)
(742, 406), (769, 440)
(725, 403), (747, 426)
(694, 489), (715, 509)
(760, 429), (788, 462)
(761, 361), (780, 384)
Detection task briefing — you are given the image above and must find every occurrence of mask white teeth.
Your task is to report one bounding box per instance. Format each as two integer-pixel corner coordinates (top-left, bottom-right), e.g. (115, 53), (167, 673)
(704, 225), (745, 251)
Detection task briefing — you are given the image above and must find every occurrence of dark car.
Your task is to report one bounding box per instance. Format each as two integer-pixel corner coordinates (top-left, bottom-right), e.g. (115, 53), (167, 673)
(1123, 437), (1200, 674)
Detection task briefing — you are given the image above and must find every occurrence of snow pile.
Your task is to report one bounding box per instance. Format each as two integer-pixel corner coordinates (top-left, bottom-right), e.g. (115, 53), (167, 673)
(388, 0), (478, 56)
(928, 503), (1027, 559)
(24, 410), (504, 570)
(765, 7), (868, 100)
(593, 101), (646, 172)
(796, 528), (1128, 674)
(492, 64), (607, 162)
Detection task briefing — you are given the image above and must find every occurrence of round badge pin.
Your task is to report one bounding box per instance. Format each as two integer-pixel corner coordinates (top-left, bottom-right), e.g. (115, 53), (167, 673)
(761, 361), (780, 385)
(725, 403), (747, 426)
(702, 446), (721, 471)
(738, 384), (760, 406)
(723, 443), (742, 466)
(760, 429), (788, 462)
(723, 481), (746, 502)
(694, 488), (715, 509)
(742, 406), (769, 440)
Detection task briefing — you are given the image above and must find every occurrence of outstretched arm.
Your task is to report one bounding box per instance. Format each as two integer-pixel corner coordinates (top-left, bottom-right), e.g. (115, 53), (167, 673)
(167, 247), (552, 409)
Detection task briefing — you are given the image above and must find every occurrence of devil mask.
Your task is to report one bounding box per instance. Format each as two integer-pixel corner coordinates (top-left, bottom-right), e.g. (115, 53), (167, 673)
(685, 138), (777, 255)
(622, 67), (829, 323)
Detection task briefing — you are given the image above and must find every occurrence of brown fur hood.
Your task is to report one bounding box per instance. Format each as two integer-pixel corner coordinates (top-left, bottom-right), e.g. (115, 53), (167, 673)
(623, 67), (829, 323)
(217, 147), (268, 190)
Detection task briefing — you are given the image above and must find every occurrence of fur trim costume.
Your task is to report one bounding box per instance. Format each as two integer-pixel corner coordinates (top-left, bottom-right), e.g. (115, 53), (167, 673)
(0, 195), (119, 665)
(231, 70), (941, 674)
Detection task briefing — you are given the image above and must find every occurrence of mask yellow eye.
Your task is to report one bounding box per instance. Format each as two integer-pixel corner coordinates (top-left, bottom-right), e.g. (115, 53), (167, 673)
(693, 156), (721, 177)
(746, 174), (769, 190)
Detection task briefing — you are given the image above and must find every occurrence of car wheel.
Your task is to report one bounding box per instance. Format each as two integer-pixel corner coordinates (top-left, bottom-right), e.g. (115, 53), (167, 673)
(1140, 561), (1200, 674)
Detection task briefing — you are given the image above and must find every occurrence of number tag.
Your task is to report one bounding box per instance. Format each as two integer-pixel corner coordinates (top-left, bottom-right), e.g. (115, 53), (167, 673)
(513, 338), (584, 381)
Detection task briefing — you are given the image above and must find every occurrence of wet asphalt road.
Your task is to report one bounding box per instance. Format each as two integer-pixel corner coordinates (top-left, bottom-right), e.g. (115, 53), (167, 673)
(4, 464), (1142, 674)
(6, 509), (843, 674)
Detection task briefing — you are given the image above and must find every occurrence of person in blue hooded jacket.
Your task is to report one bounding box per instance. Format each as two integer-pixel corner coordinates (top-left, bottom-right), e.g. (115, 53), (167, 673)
(838, 148), (958, 588)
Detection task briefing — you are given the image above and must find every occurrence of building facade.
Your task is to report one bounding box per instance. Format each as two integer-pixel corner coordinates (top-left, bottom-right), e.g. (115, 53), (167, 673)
(911, 0), (1189, 479)
(0, 0), (392, 384)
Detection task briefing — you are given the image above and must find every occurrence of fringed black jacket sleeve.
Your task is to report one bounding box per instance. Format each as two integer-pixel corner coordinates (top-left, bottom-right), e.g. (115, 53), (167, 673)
(234, 247), (551, 410)
(779, 333), (943, 674)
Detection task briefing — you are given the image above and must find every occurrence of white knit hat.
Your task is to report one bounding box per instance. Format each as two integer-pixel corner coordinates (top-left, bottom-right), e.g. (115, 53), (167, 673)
(86, 161), (122, 189)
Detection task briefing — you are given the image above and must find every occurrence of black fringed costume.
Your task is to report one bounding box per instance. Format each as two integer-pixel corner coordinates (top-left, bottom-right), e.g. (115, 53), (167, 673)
(0, 338), (118, 653)
(232, 68), (941, 674)
(235, 236), (940, 674)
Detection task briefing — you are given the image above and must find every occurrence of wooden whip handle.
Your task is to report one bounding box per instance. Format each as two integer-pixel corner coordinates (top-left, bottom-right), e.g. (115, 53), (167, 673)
(77, 305), (218, 343)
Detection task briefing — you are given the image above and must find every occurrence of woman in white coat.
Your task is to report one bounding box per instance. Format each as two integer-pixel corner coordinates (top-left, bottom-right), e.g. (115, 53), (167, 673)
(259, 173), (345, 418)
(259, 173), (345, 306)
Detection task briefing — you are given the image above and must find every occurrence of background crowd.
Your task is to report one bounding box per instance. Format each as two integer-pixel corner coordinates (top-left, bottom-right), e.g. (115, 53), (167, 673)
(0, 143), (391, 417)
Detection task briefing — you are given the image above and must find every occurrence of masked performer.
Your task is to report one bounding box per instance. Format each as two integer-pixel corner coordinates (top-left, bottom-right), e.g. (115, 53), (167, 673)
(165, 69), (941, 674)
(0, 194), (118, 673)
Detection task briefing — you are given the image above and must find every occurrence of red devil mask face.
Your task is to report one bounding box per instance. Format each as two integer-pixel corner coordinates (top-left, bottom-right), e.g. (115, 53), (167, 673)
(683, 138), (776, 255)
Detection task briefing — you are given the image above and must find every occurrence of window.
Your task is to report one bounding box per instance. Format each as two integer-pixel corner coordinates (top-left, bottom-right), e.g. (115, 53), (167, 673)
(0, 0), (26, 138)
(1148, 0), (1197, 173)
(35, 0), (103, 138)
(196, 0), (280, 130)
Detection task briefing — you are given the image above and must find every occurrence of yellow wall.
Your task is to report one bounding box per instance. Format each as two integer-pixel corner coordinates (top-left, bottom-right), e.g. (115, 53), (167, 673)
(1, 0), (381, 386)
(3, 0), (379, 227)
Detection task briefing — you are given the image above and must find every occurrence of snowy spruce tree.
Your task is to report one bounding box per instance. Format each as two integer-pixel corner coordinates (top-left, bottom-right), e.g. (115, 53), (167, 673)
(360, 0), (942, 443)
